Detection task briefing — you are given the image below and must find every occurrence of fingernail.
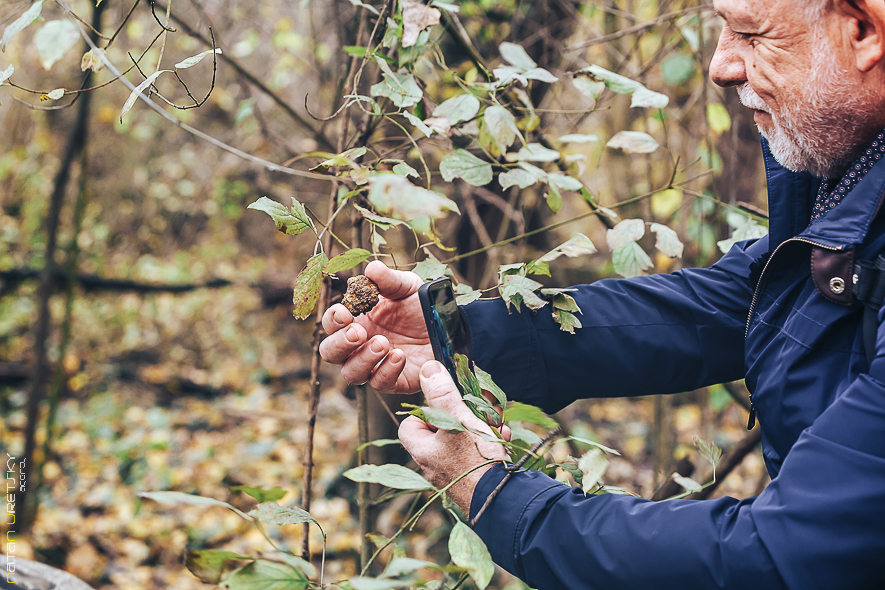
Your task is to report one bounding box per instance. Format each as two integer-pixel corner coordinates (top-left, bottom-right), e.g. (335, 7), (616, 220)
(333, 309), (346, 324)
(421, 362), (442, 377)
(389, 350), (403, 363)
(371, 339), (385, 353)
(346, 325), (360, 343)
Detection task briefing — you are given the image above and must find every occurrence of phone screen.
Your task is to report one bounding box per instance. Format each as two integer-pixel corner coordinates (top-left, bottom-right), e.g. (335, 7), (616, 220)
(420, 279), (470, 388)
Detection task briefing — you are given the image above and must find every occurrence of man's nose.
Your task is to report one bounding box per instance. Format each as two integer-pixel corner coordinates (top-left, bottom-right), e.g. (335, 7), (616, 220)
(709, 29), (747, 88)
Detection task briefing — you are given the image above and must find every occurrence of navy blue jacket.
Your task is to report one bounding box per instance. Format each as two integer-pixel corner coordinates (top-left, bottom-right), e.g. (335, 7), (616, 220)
(462, 139), (885, 590)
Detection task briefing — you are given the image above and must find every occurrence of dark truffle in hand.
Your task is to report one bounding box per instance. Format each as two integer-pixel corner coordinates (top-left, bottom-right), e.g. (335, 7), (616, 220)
(343, 275), (380, 316)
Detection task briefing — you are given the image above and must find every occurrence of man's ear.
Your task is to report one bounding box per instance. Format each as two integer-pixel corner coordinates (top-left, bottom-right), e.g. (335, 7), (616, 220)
(834, 0), (885, 72)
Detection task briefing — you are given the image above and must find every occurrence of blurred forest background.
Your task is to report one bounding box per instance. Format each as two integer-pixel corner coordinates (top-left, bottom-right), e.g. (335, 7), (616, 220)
(1, 0), (772, 588)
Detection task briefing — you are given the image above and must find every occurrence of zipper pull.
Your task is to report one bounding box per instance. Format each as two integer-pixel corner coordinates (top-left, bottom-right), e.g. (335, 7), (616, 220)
(747, 395), (757, 430)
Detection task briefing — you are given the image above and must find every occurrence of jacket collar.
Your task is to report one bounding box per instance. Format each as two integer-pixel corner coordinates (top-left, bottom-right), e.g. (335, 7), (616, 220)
(763, 137), (885, 250)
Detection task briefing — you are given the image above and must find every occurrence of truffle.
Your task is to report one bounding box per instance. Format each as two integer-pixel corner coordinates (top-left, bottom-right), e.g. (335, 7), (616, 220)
(342, 275), (380, 316)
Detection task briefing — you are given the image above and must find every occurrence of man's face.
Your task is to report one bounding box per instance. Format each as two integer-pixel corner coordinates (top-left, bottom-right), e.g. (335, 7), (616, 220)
(710, 0), (880, 178)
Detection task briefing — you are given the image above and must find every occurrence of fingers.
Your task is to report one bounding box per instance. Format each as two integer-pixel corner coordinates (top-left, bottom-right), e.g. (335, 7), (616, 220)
(419, 361), (488, 430)
(366, 260), (424, 301)
(319, 322), (367, 365)
(399, 414), (434, 444)
(322, 304), (353, 335)
(340, 335), (391, 385)
(368, 348), (406, 391)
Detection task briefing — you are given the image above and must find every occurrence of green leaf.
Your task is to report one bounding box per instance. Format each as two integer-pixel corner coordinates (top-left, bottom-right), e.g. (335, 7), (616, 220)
(383, 557), (436, 578)
(120, 69), (170, 121)
(138, 491), (250, 519)
(249, 502), (316, 526)
(235, 98), (254, 124)
(661, 52), (696, 86)
(232, 486), (287, 503)
(606, 219), (645, 251)
(606, 131), (659, 154)
(413, 251), (448, 281)
(513, 143), (560, 162)
(523, 67), (558, 83)
(370, 59), (422, 108)
(455, 353), (482, 399)
(630, 86), (669, 109)
(292, 253), (327, 320)
(498, 168), (539, 190)
(356, 438), (402, 453)
(553, 309), (582, 334)
(34, 20), (80, 70)
(537, 234), (597, 266)
(431, 0), (459, 12)
(483, 105), (518, 153)
(612, 242), (653, 278)
(558, 134), (599, 143)
(402, 110), (432, 137)
(248, 196), (312, 236)
(708, 384), (732, 411)
(186, 550), (251, 584)
(449, 521), (495, 590)
(175, 48), (222, 69)
(311, 147), (367, 172)
(367, 174), (460, 226)
(552, 293), (580, 312)
(650, 223), (683, 258)
(572, 76), (605, 101)
(392, 161), (419, 178)
(343, 464), (435, 490)
(577, 448), (609, 493)
(672, 473), (702, 493)
(716, 214), (768, 253)
(509, 425), (541, 446)
(582, 64), (640, 94)
(220, 560), (308, 590)
(0, 64), (13, 85)
(440, 149), (493, 187)
(651, 189), (683, 218)
(547, 173), (583, 192)
(473, 364), (507, 410)
(500, 275), (546, 312)
(325, 248), (372, 274)
(546, 186), (563, 213)
(434, 94), (480, 125)
(354, 203), (408, 230)
(499, 42), (537, 70)
(1, 1), (43, 52)
(707, 102), (732, 134)
(503, 402), (558, 429)
(693, 436), (722, 468)
(344, 45), (368, 58)
(454, 283), (482, 305)
(411, 406), (465, 432)
(270, 554), (317, 579)
(567, 436), (620, 456)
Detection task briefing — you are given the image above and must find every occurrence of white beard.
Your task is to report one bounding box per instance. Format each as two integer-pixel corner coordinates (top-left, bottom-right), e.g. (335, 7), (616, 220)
(737, 44), (879, 179)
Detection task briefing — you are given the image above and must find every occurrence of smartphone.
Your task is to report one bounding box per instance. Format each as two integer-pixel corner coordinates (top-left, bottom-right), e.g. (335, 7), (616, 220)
(417, 277), (471, 393)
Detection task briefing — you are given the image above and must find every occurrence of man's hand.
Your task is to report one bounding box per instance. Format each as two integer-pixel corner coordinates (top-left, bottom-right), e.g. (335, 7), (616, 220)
(319, 260), (433, 394)
(399, 361), (509, 515)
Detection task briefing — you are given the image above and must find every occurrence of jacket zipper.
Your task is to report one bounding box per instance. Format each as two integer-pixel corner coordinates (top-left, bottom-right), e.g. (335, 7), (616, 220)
(743, 236), (844, 429)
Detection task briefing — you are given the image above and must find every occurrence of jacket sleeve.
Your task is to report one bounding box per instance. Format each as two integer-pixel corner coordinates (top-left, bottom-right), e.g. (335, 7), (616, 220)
(467, 305), (885, 590)
(461, 237), (766, 413)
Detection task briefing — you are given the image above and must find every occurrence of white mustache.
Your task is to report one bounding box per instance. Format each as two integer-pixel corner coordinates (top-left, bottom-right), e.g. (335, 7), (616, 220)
(737, 84), (771, 113)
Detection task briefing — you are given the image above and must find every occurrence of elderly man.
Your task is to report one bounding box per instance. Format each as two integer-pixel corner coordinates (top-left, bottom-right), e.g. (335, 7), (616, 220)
(320, 0), (885, 587)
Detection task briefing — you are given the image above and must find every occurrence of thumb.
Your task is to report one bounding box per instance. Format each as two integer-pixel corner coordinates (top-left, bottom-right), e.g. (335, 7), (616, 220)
(419, 361), (484, 428)
(365, 260), (424, 301)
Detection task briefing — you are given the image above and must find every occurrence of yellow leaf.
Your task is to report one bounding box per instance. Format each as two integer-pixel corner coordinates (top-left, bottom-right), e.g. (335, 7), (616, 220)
(707, 103), (731, 134)
(651, 189), (683, 219)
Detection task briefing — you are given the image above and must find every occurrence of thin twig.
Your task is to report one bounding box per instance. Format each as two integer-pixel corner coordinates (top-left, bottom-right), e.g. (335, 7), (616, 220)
(469, 427), (561, 527)
(567, 4), (714, 51)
